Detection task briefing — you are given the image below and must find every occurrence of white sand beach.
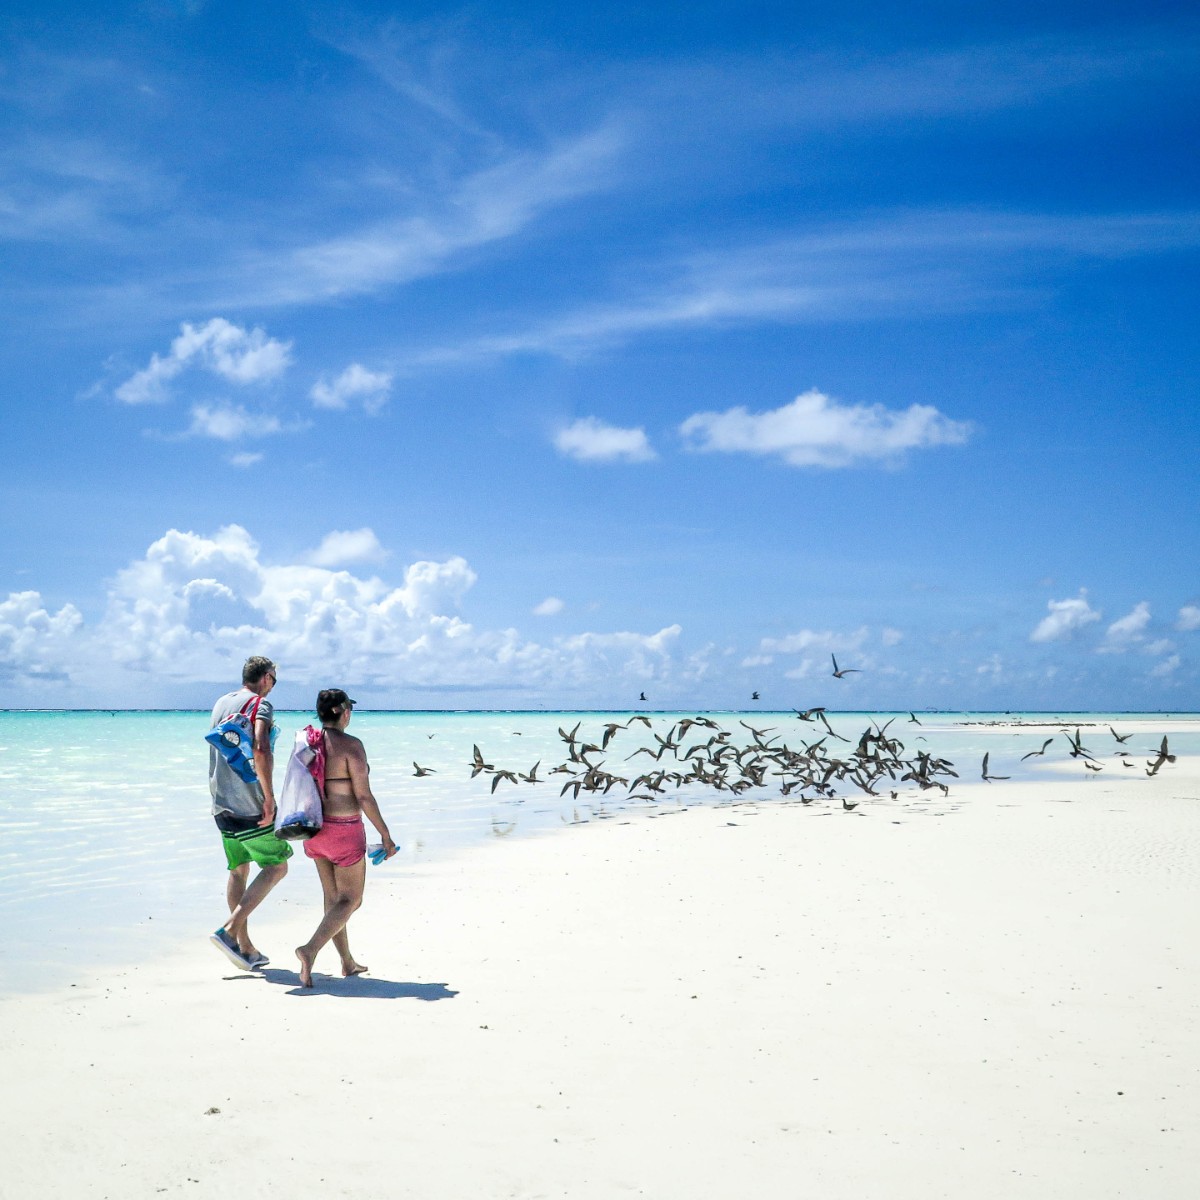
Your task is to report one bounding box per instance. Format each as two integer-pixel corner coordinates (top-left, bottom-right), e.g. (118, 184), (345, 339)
(2, 758), (1199, 1199)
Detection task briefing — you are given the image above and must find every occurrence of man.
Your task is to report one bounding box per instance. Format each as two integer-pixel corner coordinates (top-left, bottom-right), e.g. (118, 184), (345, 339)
(208, 655), (291, 970)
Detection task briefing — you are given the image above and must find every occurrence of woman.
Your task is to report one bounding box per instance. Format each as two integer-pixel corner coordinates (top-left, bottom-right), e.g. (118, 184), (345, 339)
(295, 689), (397, 987)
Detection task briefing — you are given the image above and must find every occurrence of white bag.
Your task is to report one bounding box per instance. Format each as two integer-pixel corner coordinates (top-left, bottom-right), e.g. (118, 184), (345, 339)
(274, 730), (324, 841)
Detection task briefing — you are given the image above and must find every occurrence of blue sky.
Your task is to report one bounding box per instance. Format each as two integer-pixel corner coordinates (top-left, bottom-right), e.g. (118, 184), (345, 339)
(2, 1), (1198, 709)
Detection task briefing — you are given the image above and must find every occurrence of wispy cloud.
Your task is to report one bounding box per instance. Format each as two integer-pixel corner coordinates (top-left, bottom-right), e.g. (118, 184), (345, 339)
(554, 417), (656, 464)
(619, 25), (1200, 142)
(679, 389), (970, 469)
(398, 209), (1200, 369)
(533, 596), (564, 617)
(231, 127), (623, 307)
(319, 18), (507, 143)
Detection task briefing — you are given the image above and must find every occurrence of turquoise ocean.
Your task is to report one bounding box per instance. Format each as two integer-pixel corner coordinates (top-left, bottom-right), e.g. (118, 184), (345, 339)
(1, 709), (1195, 993)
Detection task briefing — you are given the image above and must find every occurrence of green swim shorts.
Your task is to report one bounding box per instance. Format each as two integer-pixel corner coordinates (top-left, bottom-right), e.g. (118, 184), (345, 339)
(219, 823), (294, 870)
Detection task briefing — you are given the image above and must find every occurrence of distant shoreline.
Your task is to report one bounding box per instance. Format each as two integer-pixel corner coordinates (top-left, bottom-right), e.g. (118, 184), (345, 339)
(3, 707), (1199, 717)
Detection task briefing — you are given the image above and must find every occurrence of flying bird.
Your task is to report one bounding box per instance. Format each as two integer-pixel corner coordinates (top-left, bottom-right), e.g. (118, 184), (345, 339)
(1109, 726), (1131, 745)
(751, 691), (760, 701)
(1146, 736), (1176, 776)
(817, 710), (849, 741)
(1063, 728), (1097, 762)
(831, 654), (860, 679)
(470, 744), (494, 778)
(600, 722), (627, 749)
(638, 692), (647, 702)
(1020, 738), (1054, 761)
(981, 753), (1010, 782)
(908, 712), (922, 725)
(412, 762), (436, 777)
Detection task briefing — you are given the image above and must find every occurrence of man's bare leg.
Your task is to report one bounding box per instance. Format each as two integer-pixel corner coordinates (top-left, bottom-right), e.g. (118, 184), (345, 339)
(226, 863), (249, 911)
(223, 862), (288, 953)
(224, 864), (260, 957)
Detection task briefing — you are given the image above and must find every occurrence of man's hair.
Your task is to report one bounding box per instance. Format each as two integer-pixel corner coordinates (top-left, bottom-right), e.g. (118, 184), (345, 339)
(242, 656), (277, 686)
(316, 688), (355, 726)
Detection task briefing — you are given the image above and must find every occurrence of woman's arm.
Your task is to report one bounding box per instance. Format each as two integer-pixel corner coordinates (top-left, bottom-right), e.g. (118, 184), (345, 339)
(348, 739), (397, 857)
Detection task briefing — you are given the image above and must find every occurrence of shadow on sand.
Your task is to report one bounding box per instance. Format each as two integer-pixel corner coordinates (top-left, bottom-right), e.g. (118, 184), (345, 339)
(255, 966), (458, 1000)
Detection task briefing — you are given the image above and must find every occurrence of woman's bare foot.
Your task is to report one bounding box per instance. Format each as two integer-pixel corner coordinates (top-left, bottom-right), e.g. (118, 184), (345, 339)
(341, 959), (368, 977)
(295, 946), (315, 988)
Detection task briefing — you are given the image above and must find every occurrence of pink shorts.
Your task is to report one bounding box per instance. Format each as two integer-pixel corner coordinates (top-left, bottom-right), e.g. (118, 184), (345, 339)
(303, 814), (366, 868)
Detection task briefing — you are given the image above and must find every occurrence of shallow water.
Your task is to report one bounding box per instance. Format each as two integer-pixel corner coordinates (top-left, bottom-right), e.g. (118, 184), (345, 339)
(1, 709), (1195, 992)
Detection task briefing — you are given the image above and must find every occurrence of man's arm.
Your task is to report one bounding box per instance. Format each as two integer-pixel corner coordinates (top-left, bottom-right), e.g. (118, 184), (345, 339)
(253, 719), (276, 826)
(347, 740), (397, 857)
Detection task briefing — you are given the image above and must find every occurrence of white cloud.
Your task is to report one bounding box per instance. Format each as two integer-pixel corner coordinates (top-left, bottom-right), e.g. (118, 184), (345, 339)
(175, 319), (292, 384)
(554, 417), (656, 463)
(1150, 654), (1181, 678)
(228, 451), (263, 468)
(0, 526), (689, 701)
(679, 389), (970, 468)
(880, 626), (904, 647)
(1177, 605), (1200, 632)
(310, 364), (393, 413)
(555, 624), (682, 682)
(1099, 601), (1152, 652)
(0, 591), (83, 682)
(384, 557), (479, 620)
(1105, 601), (1151, 643)
(304, 529), (389, 569)
(187, 403), (282, 442)
(760, 626), (869, 655)
(740, 654), (773, 667)
(1143, 638), (1174, 656)
(115, 318), (292, 404)
(1030, 590), (1101, 643)
(533, 596), (564, 617)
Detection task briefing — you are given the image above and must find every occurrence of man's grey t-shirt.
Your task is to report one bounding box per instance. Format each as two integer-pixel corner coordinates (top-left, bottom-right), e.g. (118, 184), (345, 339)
(209, 688), (274, 819)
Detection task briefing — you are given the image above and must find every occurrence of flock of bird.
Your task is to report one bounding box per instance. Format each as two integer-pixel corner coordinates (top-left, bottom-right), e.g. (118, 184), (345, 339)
(408, 711), (1179, 813)
(1024, 726), (1178, 777)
